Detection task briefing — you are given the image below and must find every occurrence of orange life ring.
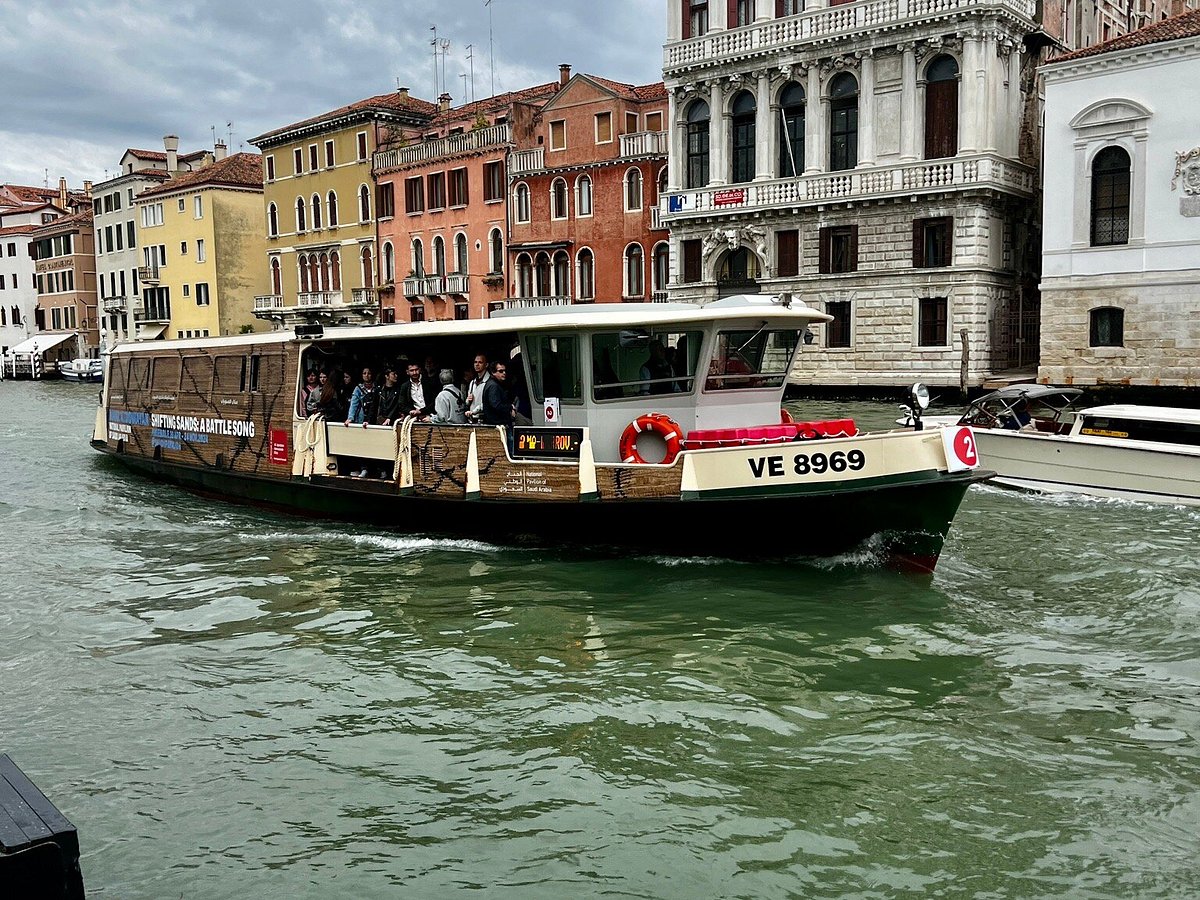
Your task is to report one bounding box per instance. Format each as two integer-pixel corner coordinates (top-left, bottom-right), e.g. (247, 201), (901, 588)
(619, 413), (684, 465)
(780, 407), (794, 424)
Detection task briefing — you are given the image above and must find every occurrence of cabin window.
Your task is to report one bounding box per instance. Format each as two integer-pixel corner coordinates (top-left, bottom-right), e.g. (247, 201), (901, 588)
(528, 334), (582, 403)
(249, 355), (262, 392)
(214, 356), (247, 393)
(182, 355), (214, 392)
(591, 329), (703, 400)
(152, 357), (181, 392)
(705, 329), (800, 391)
(1078, 415), (1200, 447)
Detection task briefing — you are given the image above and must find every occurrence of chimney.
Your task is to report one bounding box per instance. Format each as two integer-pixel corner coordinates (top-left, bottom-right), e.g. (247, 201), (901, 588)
(438, 92), (452, 113)
(58, 177), (67, 208)
(83, 180), (93, 197)
(214, 140), (228, 161)
(397, 86), (409, 100)
(559, 64), (571, 86)
(164, 134), (179, 172)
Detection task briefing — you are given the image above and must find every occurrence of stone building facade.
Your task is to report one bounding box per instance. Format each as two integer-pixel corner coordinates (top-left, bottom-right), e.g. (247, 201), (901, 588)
(1039, 9), (1200, 388)
(659, 0), (1043, 389)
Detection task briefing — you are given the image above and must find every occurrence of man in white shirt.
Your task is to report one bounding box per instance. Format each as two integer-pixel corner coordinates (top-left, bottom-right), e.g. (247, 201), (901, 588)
(399, 362), (436, 419)
(465, 353), (490, 423)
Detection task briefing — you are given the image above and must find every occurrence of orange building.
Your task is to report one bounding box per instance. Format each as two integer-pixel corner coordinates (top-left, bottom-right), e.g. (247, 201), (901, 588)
(373, 78), (561, 322)
(31, 210), (98, 359)
(506, 74), (668, 306)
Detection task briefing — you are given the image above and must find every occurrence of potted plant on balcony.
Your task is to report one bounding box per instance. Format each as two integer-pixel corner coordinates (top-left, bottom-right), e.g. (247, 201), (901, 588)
(481, 273), (504, 287)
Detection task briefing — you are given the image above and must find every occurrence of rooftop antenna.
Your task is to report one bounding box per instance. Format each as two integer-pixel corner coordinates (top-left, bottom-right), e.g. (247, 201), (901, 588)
(440, 38), (451, 102)
(484, 0), (496, 98)
(226, 122), (234, 150)
(430, 25), (439, 96)
(43, 168), (48, 189)
(460, 72), (468, 102)
(466, 44), (476, 103)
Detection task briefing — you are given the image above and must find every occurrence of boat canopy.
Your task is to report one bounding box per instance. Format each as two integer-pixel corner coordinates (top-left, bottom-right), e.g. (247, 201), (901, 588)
(8, 332), (75, 354)
(971, 384), (1084, 405)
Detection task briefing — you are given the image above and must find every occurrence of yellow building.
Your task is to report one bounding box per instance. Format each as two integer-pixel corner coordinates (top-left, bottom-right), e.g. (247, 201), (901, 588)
(249, 88), (436, 326)
(133, 153), (267, 340)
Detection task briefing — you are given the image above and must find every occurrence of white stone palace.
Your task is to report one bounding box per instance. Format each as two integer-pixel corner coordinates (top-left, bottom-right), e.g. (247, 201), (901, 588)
(660, 0), (1044, 388)
(1040, 9), (1200, 389)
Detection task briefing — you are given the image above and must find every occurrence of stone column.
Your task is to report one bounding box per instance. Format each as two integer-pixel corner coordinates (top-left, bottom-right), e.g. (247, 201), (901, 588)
(1007, 46), (1022, 158)
(668, 89), (683, 190)
(900, 44), (918, 161)
(805, 64), (822, 174)
(982, 32), (998, 153)
(959, 34), (980, 154)
(857, 50), (875, 167)
(755, 70), (773, 180)
(710, 79), (727, 186)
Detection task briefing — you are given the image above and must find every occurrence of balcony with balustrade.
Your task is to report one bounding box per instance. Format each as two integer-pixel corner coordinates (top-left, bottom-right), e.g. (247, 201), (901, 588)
(133, 305), (170, 324)
(373, 123), (511, 173)
(505, 295), (573, 309)
(661, 153), (1034, 223)
(663, 0), (1036, 75)
(509, 148), (545, 176)
(102, 296), (127, 314)
(620, 131), (668, 158)
(252, 290), (378, 324)
(350, 288), (376, 306)
(137, 264), (159, 285)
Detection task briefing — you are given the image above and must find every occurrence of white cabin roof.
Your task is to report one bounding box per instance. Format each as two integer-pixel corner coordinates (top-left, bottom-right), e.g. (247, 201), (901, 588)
(1080, 405), (1200, 426)
(108, 295), (831, 356)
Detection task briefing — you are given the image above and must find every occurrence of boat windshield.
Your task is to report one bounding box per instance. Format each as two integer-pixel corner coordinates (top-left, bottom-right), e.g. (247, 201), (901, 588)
(705, 328), (799, 391)
(591, 328), (703, 400)
(528, 334), (583, 403)
(959, 389), (1081, 432)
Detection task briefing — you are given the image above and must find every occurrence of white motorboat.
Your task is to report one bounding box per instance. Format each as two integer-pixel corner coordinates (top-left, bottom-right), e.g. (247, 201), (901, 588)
(58, 358), (104, 383)
(909, 385), (1200, 506)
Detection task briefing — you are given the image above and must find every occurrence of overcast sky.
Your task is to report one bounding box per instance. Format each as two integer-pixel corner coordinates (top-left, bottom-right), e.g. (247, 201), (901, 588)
(0, 0), (666, 190)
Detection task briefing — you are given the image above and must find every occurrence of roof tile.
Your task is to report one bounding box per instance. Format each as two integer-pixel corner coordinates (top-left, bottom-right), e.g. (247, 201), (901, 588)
(137, 153), (263, 198)
(1053, 8), (1200, 62)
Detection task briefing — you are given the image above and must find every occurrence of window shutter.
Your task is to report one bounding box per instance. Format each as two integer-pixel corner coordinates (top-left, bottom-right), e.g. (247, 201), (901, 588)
(775, 0), (785, 15)
(728, 0), (739, 27)
(849, 225), (859, 271)
(913, 219), (924, 267)
(818, 227), (831, 274)
(682, 1), (691, 38)
(683, 239), (702, 283)
(776, 230), (799, 277)
(942, 216), (953, 262)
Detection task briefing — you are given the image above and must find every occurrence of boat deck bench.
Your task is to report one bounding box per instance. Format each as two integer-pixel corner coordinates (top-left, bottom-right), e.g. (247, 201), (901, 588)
(0, 754), (85, 900)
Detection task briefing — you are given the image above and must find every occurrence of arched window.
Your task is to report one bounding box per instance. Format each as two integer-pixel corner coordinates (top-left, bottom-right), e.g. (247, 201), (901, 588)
(924, 55), (959, 159)
(270, 257), (281, 295)
(778, 82), (805, 177)
(489, 228), (504, 274)
(576, 174), (593, 217)
(382, 242), (395, 282)
(1091, 146), (1131, 246)
(656, 167), (667, 203)
(625, 168), (643, 212)
(730, 90), (756, 183)
(534, 251), (551, 297)
(455, 232), (468, 275)
(624, 243), (644, 298)
(330, 251), (341, 290)
(551, 177), (568, 219)
(1089, 307), (1124, 347)
(358, 185), (370, 222)
(268, 202), (278, 237)
(309, 255), (319, 292)
(516, 253), (533, 297)
(829, 73), (859, 172)
(295, 197), (306, 233)
(433, 235), (446, 276)
(360, 245), (374, 288)
(652, 242), (669, 295)
(552, 250), (570, 298)
(297, 254), (309, 292)
(311, 194), (322, 230)
(577, 248), (594, 301)
(319, 253), (330, 291)
(515, 182), (530, 223)
(411, 239), (424, 277)
(686, 100), (710, 189)
(327, 190), (338, 226)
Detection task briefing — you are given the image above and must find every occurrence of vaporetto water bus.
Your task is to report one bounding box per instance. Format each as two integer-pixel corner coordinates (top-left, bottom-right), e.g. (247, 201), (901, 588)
(91, 294), (989, 573)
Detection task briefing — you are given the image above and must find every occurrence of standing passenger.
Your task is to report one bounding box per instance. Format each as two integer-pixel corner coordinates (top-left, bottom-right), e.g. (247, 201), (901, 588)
(376, 368), (403, 426)
(465, 354), (490, 423)
(345, 367), (380, 426)
(431, 369), (467, 424)
(481, 361), (514, 426)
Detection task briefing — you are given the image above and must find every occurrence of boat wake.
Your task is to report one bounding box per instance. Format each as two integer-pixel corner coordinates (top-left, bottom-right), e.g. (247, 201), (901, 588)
(244, 529), (502, 555)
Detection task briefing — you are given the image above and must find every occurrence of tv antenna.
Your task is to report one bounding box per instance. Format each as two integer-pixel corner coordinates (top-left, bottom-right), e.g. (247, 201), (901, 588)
(440, 39), (451, 101)
(430, 25), (439, 96)
(466, 44), (476, 103)
(484, 0), (497, 98)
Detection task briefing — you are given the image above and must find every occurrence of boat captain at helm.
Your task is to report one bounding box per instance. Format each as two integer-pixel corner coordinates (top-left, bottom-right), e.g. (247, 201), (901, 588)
(1004, 397), (1037, 432)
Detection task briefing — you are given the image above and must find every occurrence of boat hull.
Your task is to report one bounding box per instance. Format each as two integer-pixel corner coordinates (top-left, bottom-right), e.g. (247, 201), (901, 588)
(92, 440), (985, 574)
(971, 429), (1200, 506)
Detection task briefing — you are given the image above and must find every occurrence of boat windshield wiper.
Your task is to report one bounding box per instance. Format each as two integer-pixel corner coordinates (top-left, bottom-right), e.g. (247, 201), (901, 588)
(735, 321), (769, 355)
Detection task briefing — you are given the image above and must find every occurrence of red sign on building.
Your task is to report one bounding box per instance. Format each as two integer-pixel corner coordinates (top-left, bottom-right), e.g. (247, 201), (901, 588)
(269, 429), (289, 465)
(713, 189), (746, 207)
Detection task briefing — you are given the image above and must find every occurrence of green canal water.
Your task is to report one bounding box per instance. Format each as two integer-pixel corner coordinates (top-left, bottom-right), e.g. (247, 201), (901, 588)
(1, 380), (1199, 898)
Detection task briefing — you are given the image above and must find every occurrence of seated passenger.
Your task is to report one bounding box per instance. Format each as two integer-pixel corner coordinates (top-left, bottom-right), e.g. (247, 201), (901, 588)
(1003, 398), (1036, 432)
(638, 340), (674, 395)
(431, 369), (467, 424)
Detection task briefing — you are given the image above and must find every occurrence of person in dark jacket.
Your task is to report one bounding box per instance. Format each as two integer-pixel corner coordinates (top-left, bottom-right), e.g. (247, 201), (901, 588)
(376, 368), (403, 425)
(398, 362), (437, 420)
(481, 361), (514, 426)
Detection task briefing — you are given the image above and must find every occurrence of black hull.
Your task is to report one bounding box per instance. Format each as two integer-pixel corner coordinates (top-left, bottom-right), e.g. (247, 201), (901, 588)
(92, 442), (985, 574)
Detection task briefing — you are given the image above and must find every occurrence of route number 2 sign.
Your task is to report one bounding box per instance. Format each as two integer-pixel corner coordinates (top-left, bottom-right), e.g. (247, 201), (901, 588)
(941, 426), (980, 472)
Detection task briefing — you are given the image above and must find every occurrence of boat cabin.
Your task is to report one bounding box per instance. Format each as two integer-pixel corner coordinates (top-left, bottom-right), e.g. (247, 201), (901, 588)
(295, 295), (827, 465)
